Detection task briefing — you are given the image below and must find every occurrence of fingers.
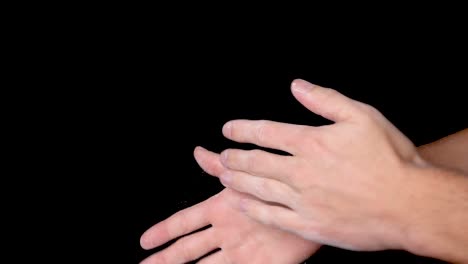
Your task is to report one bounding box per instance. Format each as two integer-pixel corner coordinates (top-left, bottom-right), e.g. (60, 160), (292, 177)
(220, 149), (298, 182)
(196, 251), (227, 264)
(239, 197), (305, 237)
(194, 146), (225, 177)
(140, 228), (218, 264)
(291, 79), (360, 122)
(222, 119), (310, 154)
(140, 201), (210, 250)
(220, 169), (299, 208)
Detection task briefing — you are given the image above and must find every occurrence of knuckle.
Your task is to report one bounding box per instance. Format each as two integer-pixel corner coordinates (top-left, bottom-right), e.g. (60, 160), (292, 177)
(176, 211), (189, 236)
(363, 104), (380, 116)
(287, 190), (301, 209)
(250, 149), (263, 159)
(359, 103), (381, 117)
(246, 149), (261, 171)
(356, 103), (384, 125)
(177, 238), (192, 261)
(255, 204), (271, 225)
(255, 179), (269, 197)
(197, 233), (210, 252)
(255, 120), (268, 144)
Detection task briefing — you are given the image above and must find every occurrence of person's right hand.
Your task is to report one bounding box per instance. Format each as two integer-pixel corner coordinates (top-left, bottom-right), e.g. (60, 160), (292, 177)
(140, 148), (320, 264)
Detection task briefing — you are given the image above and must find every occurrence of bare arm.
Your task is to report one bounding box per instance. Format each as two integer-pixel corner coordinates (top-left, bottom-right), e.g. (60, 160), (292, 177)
(418, 129), (468, 174)
(407, 129), (468, 263)
(402, 165), (468, 264)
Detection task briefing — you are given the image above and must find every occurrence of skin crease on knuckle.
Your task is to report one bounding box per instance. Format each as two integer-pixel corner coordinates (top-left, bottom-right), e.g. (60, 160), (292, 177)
(256, 178), (290, 205)
(176, 211), (189, 239)
(255, 120), (268, 146)
(249, 177), (267, 200)
(176, 238), (192, 263)
(247, 149), (262, 173)
(236, 175), (266, 204)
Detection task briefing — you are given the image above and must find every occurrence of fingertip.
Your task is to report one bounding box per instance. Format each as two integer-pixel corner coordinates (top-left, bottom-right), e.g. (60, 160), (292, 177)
(291, 79), (316, 95)
(222, 121), (232, 138)
(194, 145), (204, 152)
(291, 78), (305, 87)
(195, 146), (221, 165)
(194, 146), (206, 156)
(139, 234), (151, 250)
(193, 147), (225, 177)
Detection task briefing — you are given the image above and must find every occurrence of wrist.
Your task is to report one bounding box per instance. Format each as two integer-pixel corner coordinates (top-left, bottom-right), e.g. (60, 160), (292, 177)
(397, 165), (468, 263)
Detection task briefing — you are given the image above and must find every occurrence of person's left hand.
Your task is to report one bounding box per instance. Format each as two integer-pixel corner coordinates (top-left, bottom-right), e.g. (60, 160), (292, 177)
(139, 147), (319, 264)
(213, 79), (429, 251)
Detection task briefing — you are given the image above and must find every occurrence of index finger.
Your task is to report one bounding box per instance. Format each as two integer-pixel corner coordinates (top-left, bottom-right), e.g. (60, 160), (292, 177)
(223, 119), (309, 155)
(140, 200), (210, 250)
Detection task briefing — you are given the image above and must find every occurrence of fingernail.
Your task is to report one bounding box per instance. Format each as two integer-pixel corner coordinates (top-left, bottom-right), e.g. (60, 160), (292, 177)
(220, 171), (232, 185)
(222, 121), (232, 137)
(195, 146), (206, 153)
(291, 79), (314, 94)
(140, 236), (151, 249)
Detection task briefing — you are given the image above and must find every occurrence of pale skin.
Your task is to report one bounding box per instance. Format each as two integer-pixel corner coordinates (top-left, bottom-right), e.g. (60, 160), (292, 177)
(140, 79), (468, 263)
(139, 151), (318, 264)
(216, 79), (468, 263)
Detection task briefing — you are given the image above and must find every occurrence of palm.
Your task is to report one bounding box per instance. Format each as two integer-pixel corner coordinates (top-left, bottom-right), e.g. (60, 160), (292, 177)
(205, 188), (317, 263)
(140, 148), (320, 264)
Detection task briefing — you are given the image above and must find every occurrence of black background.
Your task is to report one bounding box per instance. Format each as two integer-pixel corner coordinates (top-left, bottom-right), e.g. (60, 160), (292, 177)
(29, 10), (467, 263)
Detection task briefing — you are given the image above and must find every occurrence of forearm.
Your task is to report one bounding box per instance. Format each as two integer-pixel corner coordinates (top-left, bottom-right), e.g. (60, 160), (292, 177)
(418, 129), (468, 174)
(401, 165), (468, 263)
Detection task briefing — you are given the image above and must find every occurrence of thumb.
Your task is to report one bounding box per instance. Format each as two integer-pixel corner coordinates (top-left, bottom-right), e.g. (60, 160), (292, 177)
(291, 79), (359, 122)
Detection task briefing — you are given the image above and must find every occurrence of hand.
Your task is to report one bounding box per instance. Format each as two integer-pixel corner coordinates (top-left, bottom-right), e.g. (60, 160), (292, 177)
(215, 79), (428, 251)
(140, 147), (319, 264)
